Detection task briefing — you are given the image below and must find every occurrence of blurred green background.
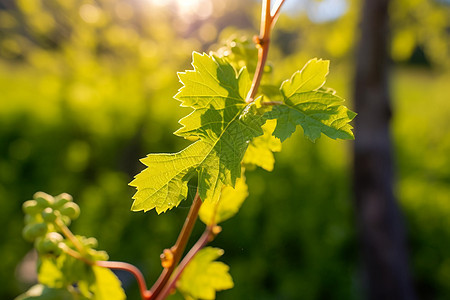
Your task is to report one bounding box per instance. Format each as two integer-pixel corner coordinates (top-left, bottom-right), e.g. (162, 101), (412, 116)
(1, 0), (449, 299)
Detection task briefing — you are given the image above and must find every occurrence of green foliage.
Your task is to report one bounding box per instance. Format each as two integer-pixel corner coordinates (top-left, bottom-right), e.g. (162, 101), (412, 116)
(199, 175), (248, 226)
(176, 247), (233, 300)
(131, 52), (354, 218)
(127, 34), (355, 296)
(130, 52), (266, 213)
(17, 192), (124, 300)
(267, 59), (356, 142)
(90, 266), (126, 300)
(6, 0), (449, 299)
(15, 284), (73, 300)
(242, 120), (282, 171)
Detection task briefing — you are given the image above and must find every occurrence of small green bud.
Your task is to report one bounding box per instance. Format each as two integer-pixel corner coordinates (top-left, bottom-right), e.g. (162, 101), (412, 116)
(41, 207), (57, 223)
(22, 200), (41, 215)
(84, 237), (98, 248)
(91, 250), (109, 261)
(35, 232), (63, 255)
(34, 192), (54, 208)
(24, 214), (36, 225)
(61, 216), (71, 226)
(54, 193), (73, 208)
(22, 223), (48, 242)
(59, 202), (80, 220)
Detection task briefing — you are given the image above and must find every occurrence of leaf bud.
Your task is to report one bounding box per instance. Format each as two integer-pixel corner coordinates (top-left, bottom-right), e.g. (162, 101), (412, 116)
(59, 202), (80, 220)
(84, 237), (98, 248)
(22, 200), (41, 215)
(54, 193), (73, 208)
(22, 223), (48, 242)
(35, 232), (64, 255)
(92, 250), (109, 261)
(61, 216), (71, 226)
(33, 192), (54, 208)
(41, 207), (57, 223)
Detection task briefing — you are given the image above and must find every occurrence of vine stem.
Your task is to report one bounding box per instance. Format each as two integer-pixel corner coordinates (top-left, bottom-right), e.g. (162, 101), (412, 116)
(155, 226), (216, 300)
(246, 0), (286, 104)
(57, 221), (153, 299)
(58, 2), (288, 299)
(56, 192), (203, 300)
(148, 191), (203, 299)
(96, 261), (152, 300)
(55, 218), (85, 255)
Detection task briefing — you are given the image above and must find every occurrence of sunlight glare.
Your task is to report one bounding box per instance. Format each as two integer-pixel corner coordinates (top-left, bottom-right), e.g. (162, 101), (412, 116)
(147, 0), (213, 21)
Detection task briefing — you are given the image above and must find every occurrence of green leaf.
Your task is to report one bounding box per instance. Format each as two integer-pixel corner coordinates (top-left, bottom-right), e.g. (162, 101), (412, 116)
(281, 58), (329, 98)
(38, 253), (95, 294)
(242, 120), (281, 171)
(267, 59), (356, 142)
(15, 284), (74, 300)
(174, 52), (251, 139)
(199, 174), (248, 225)
(91, 266), (126, 300)
(130, 53), (266, 213)
(177, 247), (233, 300)
(38, 255), (71, 289)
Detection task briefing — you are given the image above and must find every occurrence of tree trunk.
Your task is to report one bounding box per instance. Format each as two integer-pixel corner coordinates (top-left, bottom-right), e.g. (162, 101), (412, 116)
(353, 0), (416, 299)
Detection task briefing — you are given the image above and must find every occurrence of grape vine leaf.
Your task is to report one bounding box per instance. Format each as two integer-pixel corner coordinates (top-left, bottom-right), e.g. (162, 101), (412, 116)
(242, 120), (281, 171)
(37, 253), (124, 299)
(90, 266), (126, 300)
(176, 247), (234, 300)
(38, 256), (66, 288)
(130, 53), (266, 213)
(267, 58), (356, 142)
(199, 174), (248, 225)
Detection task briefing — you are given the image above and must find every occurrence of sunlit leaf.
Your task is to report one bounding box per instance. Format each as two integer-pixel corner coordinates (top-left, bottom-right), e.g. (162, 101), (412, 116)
(91, 266), (126, 300)
(243, 120), (281, 171)
(281, 58), (329, 98)
(199, 174), (248, 225)
(268, 59), (356, 142)
(37, 257), (66, 289)
(130, 53), (266, 213)
(177, 247), (233, 300)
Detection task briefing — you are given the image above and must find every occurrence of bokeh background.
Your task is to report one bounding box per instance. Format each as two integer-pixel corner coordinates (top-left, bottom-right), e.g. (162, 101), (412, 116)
(1, 0), (449, 299)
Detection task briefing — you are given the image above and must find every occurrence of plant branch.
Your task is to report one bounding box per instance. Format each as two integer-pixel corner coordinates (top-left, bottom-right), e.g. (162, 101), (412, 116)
(96, 261), (152, 300)
(270, 0), (286, 28)
(149, 191), (203, 298)
(55, 218), (85, 255)
(60, 234), (153, 300)
(246, 0), (285, 104)
(155, 226), (217, 300)
(60, 243), (94, 265)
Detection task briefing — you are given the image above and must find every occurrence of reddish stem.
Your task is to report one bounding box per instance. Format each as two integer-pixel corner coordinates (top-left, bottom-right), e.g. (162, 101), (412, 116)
(149, 191), (203, 298)
(155, 227), (215, 300)
(246, 0), (286, 104)
(96, 261), (152, 299)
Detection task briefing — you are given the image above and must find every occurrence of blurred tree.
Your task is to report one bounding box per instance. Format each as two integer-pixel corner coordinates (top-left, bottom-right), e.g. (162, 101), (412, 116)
(353, 0), (416, 299)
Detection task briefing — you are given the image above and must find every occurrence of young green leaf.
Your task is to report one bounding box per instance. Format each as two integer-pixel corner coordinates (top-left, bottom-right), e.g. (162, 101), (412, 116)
(174, 52), (252, 140)
(90, 266), (126, 300)
(267, 59), (356, 142)
(199, 175), (248, 225)
(130, 53), (266, 213)
(281, 58), (329, 97)
(242, 120), (281, 171)
(177, 247), (233, 300)
(38, 256), (67, 289)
